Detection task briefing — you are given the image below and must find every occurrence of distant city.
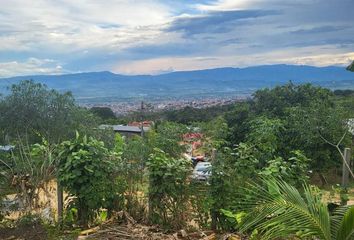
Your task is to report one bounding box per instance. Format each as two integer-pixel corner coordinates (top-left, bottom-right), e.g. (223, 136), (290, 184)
(82, 96), (246, 116)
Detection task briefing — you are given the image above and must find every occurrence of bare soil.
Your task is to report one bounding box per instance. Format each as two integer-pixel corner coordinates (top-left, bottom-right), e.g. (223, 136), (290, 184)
(0, 223), (47, 240)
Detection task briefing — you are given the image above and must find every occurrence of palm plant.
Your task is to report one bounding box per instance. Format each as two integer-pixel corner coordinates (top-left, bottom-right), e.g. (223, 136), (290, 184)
(346, 61), (354, 72)
(239, 178), (354, 240)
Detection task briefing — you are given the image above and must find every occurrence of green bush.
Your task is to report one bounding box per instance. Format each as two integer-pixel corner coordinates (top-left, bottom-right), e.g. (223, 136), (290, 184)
(147, 148), (191, 230)
(58, 133), (119, 227)
(259, 150), (309, 187)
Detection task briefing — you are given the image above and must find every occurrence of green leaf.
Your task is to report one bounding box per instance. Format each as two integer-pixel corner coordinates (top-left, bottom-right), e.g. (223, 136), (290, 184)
(335, 206), (354, 240)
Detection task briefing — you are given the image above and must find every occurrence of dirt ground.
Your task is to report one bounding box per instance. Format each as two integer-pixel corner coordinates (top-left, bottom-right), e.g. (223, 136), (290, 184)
(0, 222), (242, 240)
(78, 222), (241, 240)
(0, 223), (48, 240)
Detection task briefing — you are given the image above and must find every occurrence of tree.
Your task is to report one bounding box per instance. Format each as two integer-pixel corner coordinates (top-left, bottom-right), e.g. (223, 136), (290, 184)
(197, 116), (228, 154)
(245, 116), (284, 166)
(0, 80), (76, 144)
(0, 80), (110, 147)
(120, 135), (149, 219)
(210, 143), (259, 230)
(284, 102), (350, 177)
(90, 107), (116, 122)
(232, 83), (347, 176)
(224, 102), (253, 144)
(252, 82), (333, 117)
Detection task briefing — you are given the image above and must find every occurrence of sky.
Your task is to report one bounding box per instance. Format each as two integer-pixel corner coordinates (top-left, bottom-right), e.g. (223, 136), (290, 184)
(0, 0), (353, 77)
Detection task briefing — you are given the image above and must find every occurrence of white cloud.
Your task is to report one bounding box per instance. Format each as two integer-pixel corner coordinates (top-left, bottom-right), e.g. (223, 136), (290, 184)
(0, 0), (353, 75)
(0, 0), (173, 53)
(195, 0), (316, 11)
(0, 58), (66, 77)
(114, 50), (354, 75)
(195, 0), (258, 11)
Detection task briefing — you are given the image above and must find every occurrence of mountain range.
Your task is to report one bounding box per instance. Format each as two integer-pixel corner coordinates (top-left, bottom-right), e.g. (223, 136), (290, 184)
(0, 64), (353, 104)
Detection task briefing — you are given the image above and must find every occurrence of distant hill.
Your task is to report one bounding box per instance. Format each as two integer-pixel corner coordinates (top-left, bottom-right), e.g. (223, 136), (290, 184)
(0, 64), (353, 103)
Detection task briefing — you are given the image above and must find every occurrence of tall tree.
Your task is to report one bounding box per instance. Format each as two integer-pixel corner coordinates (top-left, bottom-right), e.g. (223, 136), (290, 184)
(0, 80), (99, 144)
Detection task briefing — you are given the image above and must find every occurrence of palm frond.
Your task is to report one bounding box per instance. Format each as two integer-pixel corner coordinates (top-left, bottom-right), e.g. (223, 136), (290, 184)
(239, 178), (331, 240)
(332, 205), (354, 240)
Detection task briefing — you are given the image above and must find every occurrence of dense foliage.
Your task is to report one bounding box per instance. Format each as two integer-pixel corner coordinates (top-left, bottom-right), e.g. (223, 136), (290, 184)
(89, 106), (117, 123)
(224, 83), (352, 178)
(0, 80), (102, 145)
(58, 133), (119, 227)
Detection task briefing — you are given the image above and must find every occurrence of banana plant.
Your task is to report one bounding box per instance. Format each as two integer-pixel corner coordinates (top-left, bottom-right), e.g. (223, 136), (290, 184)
(238, 178), (354, 240)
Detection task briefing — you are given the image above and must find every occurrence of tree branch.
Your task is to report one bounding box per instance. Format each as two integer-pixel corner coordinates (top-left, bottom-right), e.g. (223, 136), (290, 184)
(318, 130), (354, 179)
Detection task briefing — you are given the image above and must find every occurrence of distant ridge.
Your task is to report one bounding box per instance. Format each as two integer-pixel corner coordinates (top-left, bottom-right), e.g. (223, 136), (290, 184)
(0, 64), (353, 103)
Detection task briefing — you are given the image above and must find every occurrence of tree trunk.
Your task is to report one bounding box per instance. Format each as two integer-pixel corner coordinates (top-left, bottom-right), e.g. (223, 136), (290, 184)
(57, 182), (63, 227)
(78, 200), (89, 228)
(318, 172), (328, 186)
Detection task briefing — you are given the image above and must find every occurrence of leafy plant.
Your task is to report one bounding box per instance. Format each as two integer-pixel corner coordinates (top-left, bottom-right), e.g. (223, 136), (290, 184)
(246, 116), (284, 162)
(120, 135), (148, 220)
(147, 121), (188, 158)
(0, 139), (57, 213)
(259, 150), (309, 187)
(58, 133), (119, 227)
(198, 116), (229, 151)
(238, 178), (354, 240)
(147, 148), (191, 230)
(209, 143), (259, 230)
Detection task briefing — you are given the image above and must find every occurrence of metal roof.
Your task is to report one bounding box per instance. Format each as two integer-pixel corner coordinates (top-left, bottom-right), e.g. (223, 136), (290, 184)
(100, 125), (150, 133)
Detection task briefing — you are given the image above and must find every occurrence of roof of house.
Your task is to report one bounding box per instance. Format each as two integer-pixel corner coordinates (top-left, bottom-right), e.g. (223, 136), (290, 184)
(100, 125), (150, 133)
(128, 121), (153, 127)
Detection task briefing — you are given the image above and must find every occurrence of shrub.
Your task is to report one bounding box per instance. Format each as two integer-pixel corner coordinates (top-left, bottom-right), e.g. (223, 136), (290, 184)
(147, 148), (191, 230)
(0, 139), (57, 213)
(58, 133), (119, 227)
(259, 150), (309, 187)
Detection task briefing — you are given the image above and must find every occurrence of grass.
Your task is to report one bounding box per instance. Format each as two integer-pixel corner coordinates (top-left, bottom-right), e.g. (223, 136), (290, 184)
(45, 225), (80, 240)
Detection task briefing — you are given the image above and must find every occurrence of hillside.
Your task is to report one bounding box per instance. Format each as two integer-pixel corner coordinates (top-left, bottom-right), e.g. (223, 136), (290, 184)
(0, 64), (353, 103)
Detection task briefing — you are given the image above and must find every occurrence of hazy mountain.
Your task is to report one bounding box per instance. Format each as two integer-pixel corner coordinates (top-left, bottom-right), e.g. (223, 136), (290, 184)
(0, 64), (353, 103)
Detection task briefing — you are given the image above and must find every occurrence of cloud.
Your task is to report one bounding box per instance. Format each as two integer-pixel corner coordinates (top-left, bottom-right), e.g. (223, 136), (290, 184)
(0, 0), (353, 76)
(194, 0), (313, 11)
(114, 51), (354, 75)
(0, 0), (172, 53)
(0, 58), (66, 77)
(195, 0), (258, 11)
(166, 10), (279, 36)
(290, 26), (348, 34)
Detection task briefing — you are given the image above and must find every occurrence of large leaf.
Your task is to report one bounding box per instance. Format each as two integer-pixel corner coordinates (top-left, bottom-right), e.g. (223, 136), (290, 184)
(334, 205), (354, 240)
(239, 178), (332, 240)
